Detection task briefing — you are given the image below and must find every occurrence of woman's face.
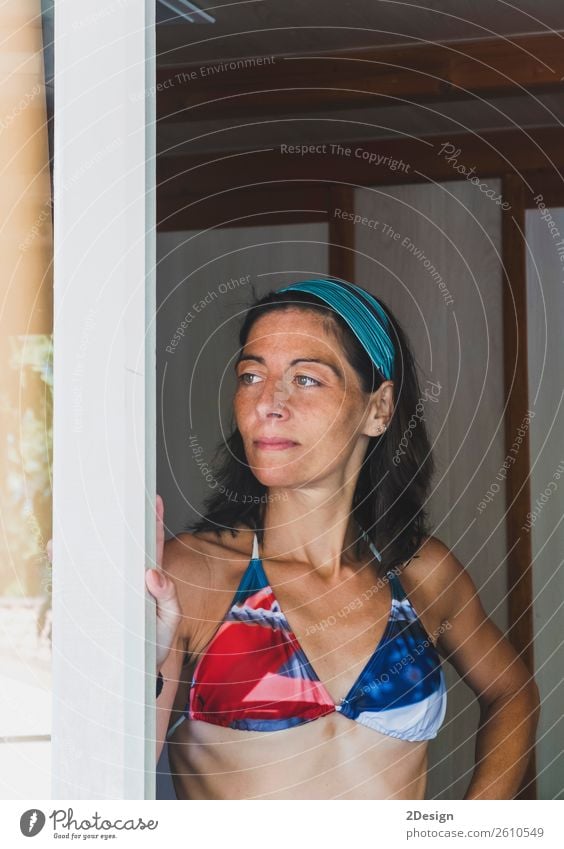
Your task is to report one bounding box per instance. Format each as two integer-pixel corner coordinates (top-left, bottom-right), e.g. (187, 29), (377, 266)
(233, 307), (390, 490)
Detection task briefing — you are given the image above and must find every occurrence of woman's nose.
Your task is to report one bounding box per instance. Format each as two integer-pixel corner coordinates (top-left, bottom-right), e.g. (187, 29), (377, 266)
(256, 376), (292, 418)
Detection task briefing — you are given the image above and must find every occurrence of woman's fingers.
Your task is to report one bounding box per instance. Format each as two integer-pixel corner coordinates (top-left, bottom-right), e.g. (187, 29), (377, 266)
(145, 566), (182, 669)
(150, 496), (181, 667)
(156, 493), (164, 569)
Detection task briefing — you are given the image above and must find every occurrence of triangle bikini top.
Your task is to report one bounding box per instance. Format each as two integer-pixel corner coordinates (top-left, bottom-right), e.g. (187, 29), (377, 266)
(167, 531), (447, 742)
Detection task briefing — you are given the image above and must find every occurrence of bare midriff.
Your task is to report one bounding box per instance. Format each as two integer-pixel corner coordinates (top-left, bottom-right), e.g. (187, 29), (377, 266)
(166, 710), (428, 800)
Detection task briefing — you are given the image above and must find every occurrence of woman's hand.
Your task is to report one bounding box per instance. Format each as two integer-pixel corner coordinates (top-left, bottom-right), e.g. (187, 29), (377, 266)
(145, 494), (183, 671)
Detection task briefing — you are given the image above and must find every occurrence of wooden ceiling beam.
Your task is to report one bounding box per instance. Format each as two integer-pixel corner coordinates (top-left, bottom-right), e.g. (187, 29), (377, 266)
(157, 127), (564, 230)
(158, 185), (330, 231)
(157, 32), (564, 123)
(158, 127), (564, 202)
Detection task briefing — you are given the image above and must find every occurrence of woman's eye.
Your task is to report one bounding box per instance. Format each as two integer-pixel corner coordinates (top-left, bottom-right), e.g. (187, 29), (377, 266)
(294, 375), (321, 387)
(237, 373), (320, 387)
(238, 373), (261, 384)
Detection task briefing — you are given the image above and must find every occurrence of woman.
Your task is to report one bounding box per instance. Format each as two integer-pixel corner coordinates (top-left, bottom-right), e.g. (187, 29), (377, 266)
(146, 277), (540, 800)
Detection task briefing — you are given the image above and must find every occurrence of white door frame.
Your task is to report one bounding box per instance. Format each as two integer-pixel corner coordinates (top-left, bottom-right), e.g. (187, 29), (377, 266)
(52, 0), (156, 798)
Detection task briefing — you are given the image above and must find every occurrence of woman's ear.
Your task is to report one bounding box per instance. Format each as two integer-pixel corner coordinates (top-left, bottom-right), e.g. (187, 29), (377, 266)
(363, 380), (394, 437)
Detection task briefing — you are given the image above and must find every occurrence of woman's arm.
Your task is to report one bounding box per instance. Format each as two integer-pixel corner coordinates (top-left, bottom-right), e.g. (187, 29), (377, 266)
(153, 531), (210, 763)
(156, 628), (185, 763)
(465, 675), (540, 800)
(425, 538), (541, 800)
(153, 532), (197, 763)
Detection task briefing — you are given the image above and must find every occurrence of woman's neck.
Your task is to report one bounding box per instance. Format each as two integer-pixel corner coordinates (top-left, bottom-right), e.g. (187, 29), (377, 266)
(260, 487), (369, 580)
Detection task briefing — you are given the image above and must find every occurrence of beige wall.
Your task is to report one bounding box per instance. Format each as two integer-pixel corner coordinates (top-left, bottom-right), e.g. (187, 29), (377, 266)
(525, 206), (564, 799)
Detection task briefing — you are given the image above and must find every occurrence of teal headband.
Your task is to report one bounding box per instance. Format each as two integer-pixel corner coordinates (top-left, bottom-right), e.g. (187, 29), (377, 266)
(276, 278), (395, 381)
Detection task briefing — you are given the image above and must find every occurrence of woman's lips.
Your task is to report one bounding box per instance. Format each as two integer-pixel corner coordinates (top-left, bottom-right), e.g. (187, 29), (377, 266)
(254, 438), (299, 451)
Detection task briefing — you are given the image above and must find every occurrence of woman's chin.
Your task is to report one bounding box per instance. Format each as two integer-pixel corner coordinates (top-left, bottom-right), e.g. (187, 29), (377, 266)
(249, 463), (303, 490)
(253, 472), (295, 489)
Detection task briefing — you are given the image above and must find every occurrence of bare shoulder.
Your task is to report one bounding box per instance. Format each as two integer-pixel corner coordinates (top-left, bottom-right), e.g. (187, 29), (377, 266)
(400, 534), (483, 633)
(408, 537), (537, 705)
(162, 532), (209, 586)
(163, 526), (255, 585)
(162, 527), (257, 644)
(160, 533), (206, 640)
(406, 534), (462, 582)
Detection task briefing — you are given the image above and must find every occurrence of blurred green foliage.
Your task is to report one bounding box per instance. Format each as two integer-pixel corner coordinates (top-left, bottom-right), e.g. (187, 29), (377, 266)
(0, 335), (53, 601)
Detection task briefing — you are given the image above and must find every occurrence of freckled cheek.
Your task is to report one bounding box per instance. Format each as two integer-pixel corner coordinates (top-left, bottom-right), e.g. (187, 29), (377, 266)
(322, 400), (366, 441)
(321, 416), (361, 447)
(301, 402), (361, 446)
(233, 392), (254, 429)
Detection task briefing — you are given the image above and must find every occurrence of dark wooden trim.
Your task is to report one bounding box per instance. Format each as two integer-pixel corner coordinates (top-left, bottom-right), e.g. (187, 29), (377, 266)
(158, 32), (564, 122)
(157, 185), (330, 230)
(157, 128), (564, 230)
(522, 171), (564, 210)
(159, 128), (564, 198)
(327, 186), (356, 282)
(501, 173), (537, 800)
